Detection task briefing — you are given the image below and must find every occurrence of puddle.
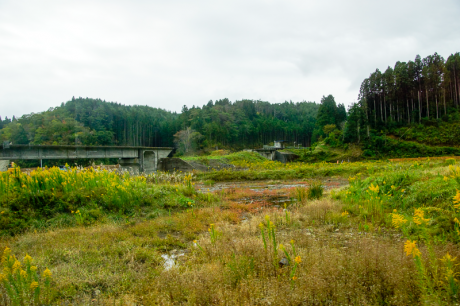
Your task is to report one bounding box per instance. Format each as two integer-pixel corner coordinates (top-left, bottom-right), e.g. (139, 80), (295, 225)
(198, 178), (348, 194)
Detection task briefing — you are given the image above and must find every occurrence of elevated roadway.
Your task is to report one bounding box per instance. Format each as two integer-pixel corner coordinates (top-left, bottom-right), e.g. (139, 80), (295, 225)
(0, 145), (174, 173)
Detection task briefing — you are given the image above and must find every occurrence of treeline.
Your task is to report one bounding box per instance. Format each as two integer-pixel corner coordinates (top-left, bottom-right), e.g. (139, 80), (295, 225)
(0, 97), (320, 150)
(0, 97), (178, 147)
(178, 99), (319, 149)
(344, 52), (460, 143)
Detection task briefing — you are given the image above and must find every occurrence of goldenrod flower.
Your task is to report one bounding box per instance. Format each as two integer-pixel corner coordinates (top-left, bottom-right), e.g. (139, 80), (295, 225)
(294, 256), (301, 264)
(20, 269), (27, 278)
(444, 176), (449, 182)
(42, 268), (52, 279)
(391, 213), (407, 228)
(368, 183), (379, 193)
(441, 252), (456, 263)
(30, 266), (37, 272)
(413, 208), (429, 225)
(2, 247), (11, 261)
(341, 211), (349, 217)
(23, 254), (33, 264)
(404, 240), (421, 258)
(453, 190), (460, 209)
(12, 260), (21, 273)
(292, 276), (297, 280)
(30, 281), (39, 290)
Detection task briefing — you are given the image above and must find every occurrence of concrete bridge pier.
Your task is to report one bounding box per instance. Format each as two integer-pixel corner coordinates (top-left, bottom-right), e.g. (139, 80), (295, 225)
(119, 158), (140, 175)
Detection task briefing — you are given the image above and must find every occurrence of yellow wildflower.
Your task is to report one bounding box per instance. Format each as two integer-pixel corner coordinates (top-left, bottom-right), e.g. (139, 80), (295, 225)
(368, 183), (379, 194)
(30, 281), (39, 290)
(30, 266), (37, 272)
(341, 211), (349, 217)
(413, 208), (430, 225)
(2, 247), (11, 262)
(391, 213), (407, 228)
(42, 268), (52, 279)
(444, 176), (449, 182)
(453, 190), (460, 209)
(23, 254), (33, 264)
(12, 260), (21, 273)
(292, 276), (297, 280)
(294, 256), (302, 264)
(20, 269), (27, 278)
(441, 252), (456, 263)
(404, 240), (421, 258)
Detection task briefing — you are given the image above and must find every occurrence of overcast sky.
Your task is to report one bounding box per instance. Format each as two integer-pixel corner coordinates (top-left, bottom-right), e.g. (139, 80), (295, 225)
(1, 0), (459, 119)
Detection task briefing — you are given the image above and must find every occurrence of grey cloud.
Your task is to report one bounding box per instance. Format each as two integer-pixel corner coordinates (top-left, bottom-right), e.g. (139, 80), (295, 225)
(0, 0), (459, 118)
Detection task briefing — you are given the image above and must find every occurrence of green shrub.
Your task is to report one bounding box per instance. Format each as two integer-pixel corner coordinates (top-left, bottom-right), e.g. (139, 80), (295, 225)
(307, 181), (324, 200)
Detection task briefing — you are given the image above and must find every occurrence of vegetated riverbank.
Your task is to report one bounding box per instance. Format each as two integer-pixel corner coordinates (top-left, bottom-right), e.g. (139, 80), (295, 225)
(1, 157), (460, 304)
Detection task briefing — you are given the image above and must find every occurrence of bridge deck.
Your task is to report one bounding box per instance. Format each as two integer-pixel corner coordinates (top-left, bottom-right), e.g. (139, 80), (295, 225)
(0, 145), (173, 160)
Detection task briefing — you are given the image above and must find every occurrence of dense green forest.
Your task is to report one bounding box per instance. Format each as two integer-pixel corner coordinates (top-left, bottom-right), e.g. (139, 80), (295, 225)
(0, 97), (320, 152)
(344, 52), (460, 143)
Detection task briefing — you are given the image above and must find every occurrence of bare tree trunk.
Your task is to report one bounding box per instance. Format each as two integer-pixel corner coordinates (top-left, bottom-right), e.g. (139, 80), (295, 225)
(389, 100), (392, 122)
(357, 124), (360, 143)
(374, 97), (377, 125)
(384, 92), (387, 123)
(380, 94), (383, 122)
(426, 87), (430, 119)
(455, 68), (459, 107)
(444, 87), (447, 116)
(407, 99), (410, 124)
(435, 94), (439, 120)
(458, 77), (460, 108)
(418, 91), (421, 123)
(397, 102), (399, 122)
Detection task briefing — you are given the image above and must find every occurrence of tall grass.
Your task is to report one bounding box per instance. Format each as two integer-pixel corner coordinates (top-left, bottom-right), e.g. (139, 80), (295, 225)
(0, 164), (202, 234)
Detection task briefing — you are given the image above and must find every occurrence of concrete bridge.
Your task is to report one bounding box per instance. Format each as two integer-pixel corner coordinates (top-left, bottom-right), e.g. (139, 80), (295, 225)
(254, 148), (299, 163)
(0, 145), (174, 174)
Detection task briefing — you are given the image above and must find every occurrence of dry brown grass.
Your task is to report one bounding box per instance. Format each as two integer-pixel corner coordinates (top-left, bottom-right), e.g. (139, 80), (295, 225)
(1, 192), (458, 305)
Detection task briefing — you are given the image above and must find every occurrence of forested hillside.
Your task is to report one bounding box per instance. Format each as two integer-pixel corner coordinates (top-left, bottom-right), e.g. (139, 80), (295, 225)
(344, 52), (460, 144)
(0, 97), (319, 151)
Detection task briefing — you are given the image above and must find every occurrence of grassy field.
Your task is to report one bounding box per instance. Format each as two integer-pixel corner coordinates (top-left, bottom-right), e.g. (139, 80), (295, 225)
(1, 155), (460, 305)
